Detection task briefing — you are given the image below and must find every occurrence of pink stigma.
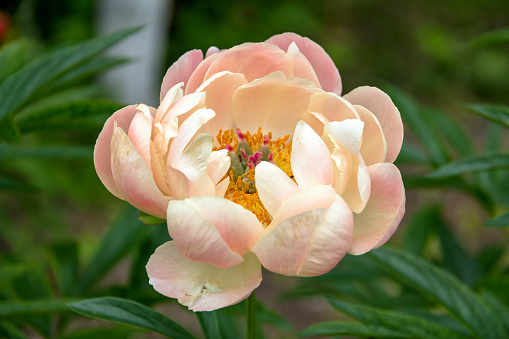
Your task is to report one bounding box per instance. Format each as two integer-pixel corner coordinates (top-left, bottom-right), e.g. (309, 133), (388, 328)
(268, 152), (274, 162)
(263, 135), (270, 145)
(225, 144), (233, 152)
(236, 128), (244, 140)
(241, 149), (248, 158)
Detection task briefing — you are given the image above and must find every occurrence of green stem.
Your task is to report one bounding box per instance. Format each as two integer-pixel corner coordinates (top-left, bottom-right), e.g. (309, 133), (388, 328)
(246, 291), (257, 339)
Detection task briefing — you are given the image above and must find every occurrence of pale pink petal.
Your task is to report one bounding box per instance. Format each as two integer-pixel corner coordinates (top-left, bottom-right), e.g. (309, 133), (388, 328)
(252, 186), (352, 276)
(325, 120), (371, 213)
(150, 140), (171, 196)
(155, 83), (184, 122)
(147, 241), (262, 311)
(291, 121), (334, 189)
(94, 105), (138, 199)
(299, 196), (353, 277)
(110, 126), (168, 218)
(343, 86), (403, 163)
(354, 105), (387, 166)
(233, 72), (319, 138)
(195, 71), (248, 135)
(266, 32), (342, 94)
(214, 177), (230, 198)
(308, 92), (359, 135)
(207, 149), (230, 185)
(287, 42), (320, 86)
(373, 182), (405, 250)
(206, 46), (220, 58)
(128, 105), (153, 171)
(205, 43), (294, 84)
(186, 52), (222, 94)
(349, 163), (405, 255)
(160, 49), (203, 101)
(167, 196), (264, 267)
(255, 161), (298, 217)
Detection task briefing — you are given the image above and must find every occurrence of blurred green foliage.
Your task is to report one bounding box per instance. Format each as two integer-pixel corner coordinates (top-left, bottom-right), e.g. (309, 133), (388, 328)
(1, 0), (509, 338)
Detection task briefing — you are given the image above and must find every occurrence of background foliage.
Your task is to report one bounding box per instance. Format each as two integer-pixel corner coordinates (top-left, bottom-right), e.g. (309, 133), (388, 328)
(0, 0), (508, 338)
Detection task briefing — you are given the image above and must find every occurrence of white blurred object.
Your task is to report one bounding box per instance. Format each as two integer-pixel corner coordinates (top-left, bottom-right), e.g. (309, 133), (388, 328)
(96, 0), (173, 106)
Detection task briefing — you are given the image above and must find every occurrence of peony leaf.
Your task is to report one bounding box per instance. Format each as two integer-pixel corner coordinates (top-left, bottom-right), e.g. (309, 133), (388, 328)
(195, 311), (222, 339)
(462, 103), (509, 129)
(299, 321), (406, 338)
(68, 297), (194, 339)
(428, 153), (509, 178)
(485, 211), (509, 227)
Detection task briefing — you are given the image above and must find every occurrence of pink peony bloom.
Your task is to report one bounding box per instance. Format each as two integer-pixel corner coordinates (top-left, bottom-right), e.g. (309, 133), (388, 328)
(94, 33), (405, 311)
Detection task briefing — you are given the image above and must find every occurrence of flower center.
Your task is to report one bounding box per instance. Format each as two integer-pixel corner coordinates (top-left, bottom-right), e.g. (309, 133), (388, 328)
(214, 128), (293, 226)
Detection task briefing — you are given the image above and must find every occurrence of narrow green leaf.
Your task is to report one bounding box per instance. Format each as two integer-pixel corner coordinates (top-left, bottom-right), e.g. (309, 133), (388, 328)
(68, 297), (194, 339)
(485, 211), (509, 227)
(47, 240), (79, 296)
(0, 265), (26, 285)
(462, 103), (509, 129)
(395, 142), (431, 166)
(403, 205), (438, 255)
(0, 26), (140, 121)
(0, 144), (92, 160)
(0, 299), (69, 317)
(0, 320), (27, 339)
(299, 321), (408, 338)
(138, 211), (166, 225)
(480, 291), (509, 333)
(78, 205), (148, 293)
(383, 85), (449, 165)
(0, 39), (37, 83)
(196, 311), (222, 339)
(429, 153), (509, 178)
(0, 116), (22, 142)
(432, 111), (475, 157)
(59, 327), (135, 339)
(370, 247), (506, 339)
(15, 99), (122, 133)
(466, 29), (509, 49)
(0, 174), (35, 191)
(327, 299), (467, 339)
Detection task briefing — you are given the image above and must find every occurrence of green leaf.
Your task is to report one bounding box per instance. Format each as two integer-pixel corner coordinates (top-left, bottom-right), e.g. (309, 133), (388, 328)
(0, 26), (140, 121)
(78, 205), (148, 293)
(196, 311), (222, 339)
(370, 247), (506, 339)
(0, 39), (37, 83)
(0, 144), (92, 160)
(432, 110), (475, 157)
(395, 142), (431, 166)
(0, 174), (35, 191)
(485, 211), (509, 227)
(0, 265), (26, 285)
(47, 240), (79, 296)
(466, 29), (509, 49)
(428, 153), (509, 178)
(59, 327), (135, 339)
(0, 299), (69, 317)
(15, 99), (122, 133)
(68, 297), (194, 339)
(138, 211), (166, 225)
(480, 291), (509, 333)
(327, 299), (466, 339)
(403, 205), (438, 255)
(299, 321), (406, 338)
(0, 320), (26, 339)
(462, 103), (509, 129)
(383, 85), (449, 165)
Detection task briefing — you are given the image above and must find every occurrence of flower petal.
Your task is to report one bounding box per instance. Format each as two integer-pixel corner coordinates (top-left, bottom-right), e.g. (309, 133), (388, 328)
(167, 196), (264, 268)
(266, 32), (342, 94)
(343, 86), (403, 163)
(205, 43), (294, 84)
(110, 126), (168, 218)
(155, 82), (184, 122)
(94, 105), (139, 199)
(255, 161), (298, 217)
(147, 241), (262, 311)
(128, 105), (153, 171)
(291, 121), (334, 189)
(195, 71), (248, 135)
(287, 42), (320, 86)
(186, 52), (222, 94)
(349, 163), (405, 255)
(354, 105), (387, 166)
(160, 49), (203, 101)
(207, 149), (230, 185)
(253, 186), (352, 276)
(233, 72), (319, 138)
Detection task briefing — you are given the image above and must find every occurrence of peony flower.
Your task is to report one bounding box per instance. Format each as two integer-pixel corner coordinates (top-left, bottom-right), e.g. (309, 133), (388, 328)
(94, 33), (405, 311)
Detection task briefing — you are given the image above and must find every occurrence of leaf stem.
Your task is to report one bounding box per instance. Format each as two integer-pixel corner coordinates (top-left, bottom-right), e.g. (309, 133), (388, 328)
(246, 291), (256, 339)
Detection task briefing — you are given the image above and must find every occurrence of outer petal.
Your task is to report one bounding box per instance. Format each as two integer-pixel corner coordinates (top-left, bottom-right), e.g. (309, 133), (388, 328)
(267, 32), (342, 95)
(287, 42), (320, 86)
(354, 105), (387, 166)
(160, 49), (203, 101)
(186, 52), (222, 94)
(128, 105), (153, 171)
(94, 105), (138, 199)
(195, 71), (248, 135)
(343, 86), (403, 163)
(110, 126), (168, 218)
(252, 186), (353, 276)
(205, 43), (294, 84)
(349, 163), (405, 255)
(233, 72), (319, 138)
(147, 241), (262, 311)
(291, 121), (334, 189)
(255, 161), (298, 217)
(306, 92), (359, 136)
(167, 196), (264, 268)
